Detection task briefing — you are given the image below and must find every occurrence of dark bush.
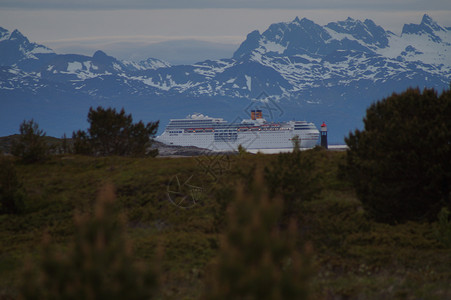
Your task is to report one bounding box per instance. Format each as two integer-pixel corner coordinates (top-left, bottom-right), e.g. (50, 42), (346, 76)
(346, 88), (451, 223)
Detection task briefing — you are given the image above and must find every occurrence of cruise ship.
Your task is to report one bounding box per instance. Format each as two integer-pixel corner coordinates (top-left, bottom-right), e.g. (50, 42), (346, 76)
(156, 110), (320, 152)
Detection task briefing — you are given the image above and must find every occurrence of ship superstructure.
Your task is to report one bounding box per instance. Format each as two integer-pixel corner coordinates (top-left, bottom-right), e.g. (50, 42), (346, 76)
(156, 110), (320, 152)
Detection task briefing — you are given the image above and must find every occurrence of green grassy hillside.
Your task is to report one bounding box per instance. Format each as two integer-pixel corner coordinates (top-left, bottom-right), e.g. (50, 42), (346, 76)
(0, 151), (450, 299)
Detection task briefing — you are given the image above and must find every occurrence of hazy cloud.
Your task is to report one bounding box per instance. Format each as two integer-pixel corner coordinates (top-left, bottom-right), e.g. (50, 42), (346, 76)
(46, 38), (239, 64)
(1, 0), (451, 11)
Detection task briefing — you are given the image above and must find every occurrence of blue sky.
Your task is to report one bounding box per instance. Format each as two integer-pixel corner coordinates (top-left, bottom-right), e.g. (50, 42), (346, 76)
(1, 1), (450, 64)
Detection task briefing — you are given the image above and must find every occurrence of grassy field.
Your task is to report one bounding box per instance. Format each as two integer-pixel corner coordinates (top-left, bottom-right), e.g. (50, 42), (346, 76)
(0, 150), (450, 299)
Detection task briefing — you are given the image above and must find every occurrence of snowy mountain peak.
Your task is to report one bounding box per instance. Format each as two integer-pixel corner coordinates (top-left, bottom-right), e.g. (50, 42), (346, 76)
(0, 27), (11, 42)
(296, 17), (320, 29)
(421, 14), (434, 24)
(93, 50), (109, 60)
(10, 29), (28, 42)
(233, 30), (262, 59)
(0, 28), (28, 43)
(401, 14), (446, 41)
(326, 17), (389, 48)
(0, 27), (54, 68)
(234, 16), (395, 61)
(0, 27), (8, 36)
(421, 14), (445, 32)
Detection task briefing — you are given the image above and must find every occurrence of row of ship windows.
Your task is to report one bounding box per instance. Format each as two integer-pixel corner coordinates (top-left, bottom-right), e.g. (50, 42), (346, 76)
(170, 120), (215, 123)
(169, 122), (223, 125)
(169, 123), (314, 128)
(170, 130), (311, 136)
(167, 137), (303, 144)
(183, 129), (214, 133)
(169, 128), (294, 133)
(215, 133), (238, 137)
(168, 133), (315, 141)
(294, 127), (315, 130)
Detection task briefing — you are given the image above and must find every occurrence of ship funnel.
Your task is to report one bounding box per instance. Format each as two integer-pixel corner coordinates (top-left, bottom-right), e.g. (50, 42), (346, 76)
(256, 110), (263, 119)
(251, 110), (256, 120)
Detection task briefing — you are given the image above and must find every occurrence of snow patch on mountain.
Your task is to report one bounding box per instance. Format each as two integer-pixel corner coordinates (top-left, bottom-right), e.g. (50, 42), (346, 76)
(122, 58), (171, 71)
(259, 40), (287, 54)
(245, 75), (252, 91)
(67, 62), (83, 72)
(377, 29), (451, 65)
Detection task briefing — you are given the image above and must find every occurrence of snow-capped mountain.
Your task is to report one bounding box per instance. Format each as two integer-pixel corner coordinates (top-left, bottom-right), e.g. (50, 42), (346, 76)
(231, 15), (450, 99)
(0, 27), (55, 71)
(1, 14), (450, 142)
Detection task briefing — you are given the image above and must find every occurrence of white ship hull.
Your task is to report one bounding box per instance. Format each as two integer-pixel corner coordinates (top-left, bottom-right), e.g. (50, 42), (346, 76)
(156, 113), (319, 152)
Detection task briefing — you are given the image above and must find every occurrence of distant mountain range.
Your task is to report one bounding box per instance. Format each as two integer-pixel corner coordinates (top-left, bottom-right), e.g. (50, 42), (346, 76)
(1, 14), (450, 143)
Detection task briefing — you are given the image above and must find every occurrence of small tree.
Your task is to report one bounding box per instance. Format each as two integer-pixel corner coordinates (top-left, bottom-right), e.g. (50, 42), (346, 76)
(204, 172), (312, 300)
(237, 144), (247, 156)
(73, 107), (159, 156)
(11, 119), (49, 163)
(0, 158), (25, 214)
(87, 107), (132, 156)
(346, 88), (451, 223)
(128, 120), (159, 156)
(291, 135), (301, 152)
(20, 184), (159, 299)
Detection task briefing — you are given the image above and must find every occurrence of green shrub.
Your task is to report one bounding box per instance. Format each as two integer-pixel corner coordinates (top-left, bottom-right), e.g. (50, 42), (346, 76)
(346, 88), (451, 223)
(301, 196), (371, 252)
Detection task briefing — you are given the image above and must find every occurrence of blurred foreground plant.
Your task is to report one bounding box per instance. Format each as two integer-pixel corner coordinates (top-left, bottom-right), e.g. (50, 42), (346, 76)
(0, 158), (25, 214)
(204, 171), (312, 300)
(19, 184), (159, 300)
